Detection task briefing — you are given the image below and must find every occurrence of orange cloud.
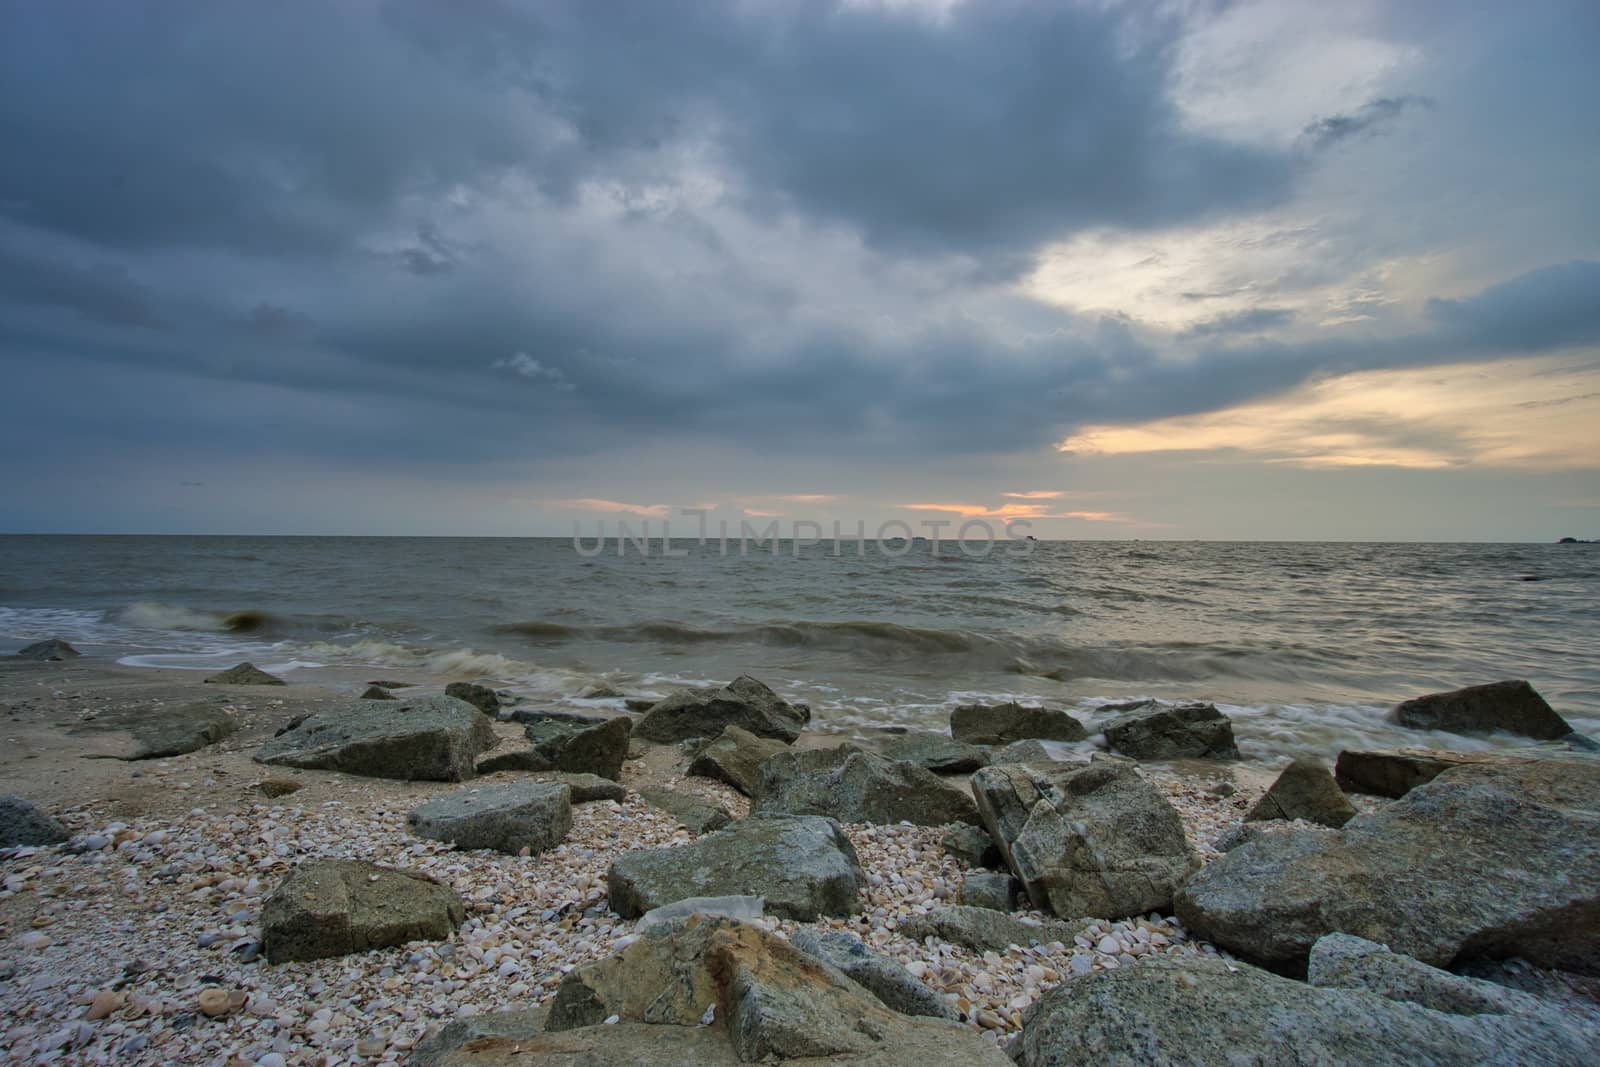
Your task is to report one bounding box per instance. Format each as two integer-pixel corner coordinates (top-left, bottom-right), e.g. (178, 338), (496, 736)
(742, 508), (783, 517)
(1002, 490), (1064, 499)
(549, 497), (672, 517)
(900, 502), (1132, 523)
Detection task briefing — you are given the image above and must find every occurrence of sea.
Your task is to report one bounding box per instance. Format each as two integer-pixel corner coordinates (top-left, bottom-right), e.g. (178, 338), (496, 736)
(2, 535), (1596, 761)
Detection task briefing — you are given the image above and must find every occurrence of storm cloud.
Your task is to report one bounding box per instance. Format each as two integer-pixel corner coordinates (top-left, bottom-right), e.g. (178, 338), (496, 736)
(0, 0), (1596, 535)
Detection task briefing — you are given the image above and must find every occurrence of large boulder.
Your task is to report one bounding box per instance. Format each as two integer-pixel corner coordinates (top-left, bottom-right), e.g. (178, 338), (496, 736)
(949, 703), (1085, 745)
(970, 758), (1197, 920)
(1334, 747), (1539, 798)
(1010, 944), (1597, 1067)
(203, 661), (286, 685)
(1391, 680), (1572, 739)
(547, 917), (1009, 1065)
(790, 928), (957, 1020)
(687, 724), (789, 796)
(1244, 758), (1356, 828)
(261, 858), (465, 963)
(606, 814), (864, 921)
(900, 905), (1085, 953)
(879, 732), (991, 774)
(0, 795), (70, 847)
(1174, 759), (1600, 974)
(76, 701), (239, 760)
(416, 1021), (739, 1067)
(1100, 702), (1239, 760)
(16, 638), (78, 661)
(408, 781), (572, 854)
(253, 694), (498, 781)
(753, 745), (981, 827)
(633, 675), (809, 743)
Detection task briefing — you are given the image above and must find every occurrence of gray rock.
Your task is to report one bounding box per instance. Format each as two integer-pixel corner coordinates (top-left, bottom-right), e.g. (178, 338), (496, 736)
(637, 784), (733, 834)
(958, 871), (1019, 912)
(686, 724), (789, 796)
(1010, 951), (1598, 1067)
(753, 745), (980, 826)
(633, 674), (809, 743)
(521, 772), (625, 803)
(416, 1020), (739, 1067)
(791, 928), (958, 1019)
(900, 905), (1084, 952)
(359, 685), (396, 700)
(474, 749), (555, 774)
(624, 697), (659, 713)
(1101, 702), (1239, 760)
(444, 681), (500, 715)
(0, 795), (70, 847)
(506, 708), (606, 727)
(1307, 933), (1559, 1017)
(125, 702), (238, 760)
(410, 1010), (548, 1067)
(203, 661), (285, 686)
(1335, 747), (1539, 798)
(16, 638), (78, 661)
(990, 739), (1053, 764)
(521, 714), (631, 780)
(971, 758), (1197, 920)
(949, 703), (1085, 745)
(547, 917), (1007, 1065)
(941, 824), (1003, 868)
(879, 732), (991, 774)
(253, 694), (498, 782)
(1244, 758), (1356, 828)
(408, 781), (572, 854)
(261, 858), (465, 963)
(638, 895), (766, 930)
(1175, 759), (1600, 974)
(1565, 732), (1600, 752)
(1392, 679), (1572, 740)
(606, 814), (864, 921)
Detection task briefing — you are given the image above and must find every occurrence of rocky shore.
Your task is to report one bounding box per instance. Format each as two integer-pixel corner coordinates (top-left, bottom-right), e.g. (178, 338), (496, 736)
(1, 650), (1597, 1065)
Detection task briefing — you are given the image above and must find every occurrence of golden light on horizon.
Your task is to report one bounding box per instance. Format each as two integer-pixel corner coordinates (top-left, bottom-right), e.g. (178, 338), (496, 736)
(1058, 355), (1600, 470)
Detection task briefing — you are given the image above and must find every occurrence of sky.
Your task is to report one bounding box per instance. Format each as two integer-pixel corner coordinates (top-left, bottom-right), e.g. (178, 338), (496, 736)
(0, 0), (1596, 540)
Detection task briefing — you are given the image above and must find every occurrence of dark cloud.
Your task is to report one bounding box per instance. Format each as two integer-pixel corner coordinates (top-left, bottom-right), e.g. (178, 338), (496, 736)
(0, 243), (169, 331)
(1178, 307), (1296, 340)
(1426, 260), (1600, 352)
(1301, 95), (1434, 150)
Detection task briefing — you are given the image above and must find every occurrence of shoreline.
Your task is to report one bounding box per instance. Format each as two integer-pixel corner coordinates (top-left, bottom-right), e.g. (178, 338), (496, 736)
(2, 656), (1596, 1065)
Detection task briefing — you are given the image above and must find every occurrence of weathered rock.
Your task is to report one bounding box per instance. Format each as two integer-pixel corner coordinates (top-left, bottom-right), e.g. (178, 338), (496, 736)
(990, 739), (1053, 764)
(957, 871), (1019, 912)
(1010, 950), (1598, 1067)
(686, 724), (788, 796)
(505, 708), (606, 727)
(637, 785), (733, 834)
(1100, 702), (1239, 759)
(548, 917), (1007, 1065)
(1307, 933), (1563, 1017)
(900, 905), (1084, 953)
(606, 814), (864, 920)
(0, 795), (70, 847)
(253, 694), (498, 782)
(753, 746), (980, 826)
(513, 772), (625, 803)
(633, 675), (809, 744)
(416, 1017), (739, 1067)
(1245, 758), (1356, 828)
(203, 661), (285, 685)
(949, 703), (1085, 745)
(408, 781), (572, 854)
(16, 638), (79, 661)
(1175, 759), (1600, 974)
(516, 715), (631, 780)
(257, 778), (303, 799)
(368, 679), (413, 688)
(1335, 747), (1541, 798)
(879, 732), (990, 774)
(444, 681), (500, 715)
(1391, 679), (1572, 740)
(261, 858), (465, 963)
(970, 758), (1196, 920)
(941, 824), (1003, 868)
(639, 895), (766, 930)
(410, 1010), (550, 1067)
(358, 685), (396, 700)
(624, 697), (659, 712)
(791, 928), (957, 1020)
(579, 682), (624, 699)
(474, 749), (555, 774)
(125, 702), (238, 760)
